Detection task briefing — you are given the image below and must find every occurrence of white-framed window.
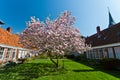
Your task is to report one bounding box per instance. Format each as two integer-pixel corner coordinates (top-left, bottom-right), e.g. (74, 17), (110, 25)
(95, 49), (99, 59)
(18, 50), (21, 58)
(0, 47), (5, 59)
(88, 50), (91, 59)
(97, 49), (100, 59)
(91, 50), (95, 59)
(86, 51), (89, 59)
(87, 50), (91, 59)
(93, 49), (97, 59)
(22, 51), (25, 58)
(99, 49), (103, 59)
(114, 47), (120, 59)
(6, 48), (11, 60)
(18, 50), (25, 58)
(12, 49), (16, 59)
(108, 48), (114, 58)
(103, 48), (108, 58)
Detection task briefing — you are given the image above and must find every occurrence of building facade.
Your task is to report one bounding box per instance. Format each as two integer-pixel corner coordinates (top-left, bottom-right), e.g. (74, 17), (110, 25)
(85, 10), (120, 59)
(0, 21), (31, 63)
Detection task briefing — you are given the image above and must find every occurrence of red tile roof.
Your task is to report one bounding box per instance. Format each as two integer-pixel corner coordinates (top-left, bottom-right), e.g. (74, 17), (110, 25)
(86, 23), (120, 47)
(0, 28), (22, 47)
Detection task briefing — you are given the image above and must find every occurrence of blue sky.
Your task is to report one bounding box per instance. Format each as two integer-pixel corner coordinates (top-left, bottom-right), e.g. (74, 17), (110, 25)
(0, 0), (120, 36)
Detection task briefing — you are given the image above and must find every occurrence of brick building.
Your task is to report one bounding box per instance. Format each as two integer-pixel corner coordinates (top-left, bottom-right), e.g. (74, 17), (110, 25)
(85, 10), (120, 59)
(0, 21), (31, 63)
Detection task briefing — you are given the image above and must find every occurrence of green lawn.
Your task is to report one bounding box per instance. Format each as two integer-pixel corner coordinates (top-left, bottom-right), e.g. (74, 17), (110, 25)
(0, 59), (120, 80)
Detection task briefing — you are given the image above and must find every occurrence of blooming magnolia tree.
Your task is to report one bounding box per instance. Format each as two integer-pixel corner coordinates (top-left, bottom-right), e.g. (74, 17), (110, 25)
(20, 11), (90, 68)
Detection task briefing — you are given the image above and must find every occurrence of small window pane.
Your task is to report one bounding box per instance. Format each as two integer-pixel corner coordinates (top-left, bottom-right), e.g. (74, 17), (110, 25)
(0, 47), (4, 59)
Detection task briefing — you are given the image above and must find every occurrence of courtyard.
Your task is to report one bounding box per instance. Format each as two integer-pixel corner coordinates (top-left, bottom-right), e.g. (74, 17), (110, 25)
(0, 59), (120, 80)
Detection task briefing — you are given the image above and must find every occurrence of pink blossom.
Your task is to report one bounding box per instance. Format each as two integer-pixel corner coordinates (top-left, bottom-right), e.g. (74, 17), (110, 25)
(20, 11), (90, 55)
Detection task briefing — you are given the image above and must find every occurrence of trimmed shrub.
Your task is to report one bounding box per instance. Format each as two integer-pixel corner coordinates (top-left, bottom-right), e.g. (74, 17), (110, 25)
(4, 61), (17, 68)
(17, 58), (26, 64)
(100, 58), (120, 70)
(25, 57), (35, 62)
(84, 59), (100, 67)
(75, 54), (86, 61)
(36, 54), (48, 59)
(37, 53), (65, 59)
(65, 54), (75, 59)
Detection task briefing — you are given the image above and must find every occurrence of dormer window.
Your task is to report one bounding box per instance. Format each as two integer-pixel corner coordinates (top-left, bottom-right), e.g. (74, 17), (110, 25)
(97, 35), (101, 38)
(103, 36), (107, 40)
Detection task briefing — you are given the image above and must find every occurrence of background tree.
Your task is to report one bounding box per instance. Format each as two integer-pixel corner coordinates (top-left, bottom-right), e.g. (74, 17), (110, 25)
(20, 11), (90, 68)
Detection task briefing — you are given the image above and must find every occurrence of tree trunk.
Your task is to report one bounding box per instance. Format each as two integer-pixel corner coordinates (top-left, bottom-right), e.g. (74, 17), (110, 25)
(62, 55), (65, 69)
(56, 55), (59, 68)
(49, 56), (59, 69)
(48, 52), (59, 69)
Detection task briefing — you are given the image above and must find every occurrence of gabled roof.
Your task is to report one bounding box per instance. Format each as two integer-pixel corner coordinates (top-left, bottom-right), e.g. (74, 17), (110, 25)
(86, 23), (120, 47)
(0, 28), (22, 47)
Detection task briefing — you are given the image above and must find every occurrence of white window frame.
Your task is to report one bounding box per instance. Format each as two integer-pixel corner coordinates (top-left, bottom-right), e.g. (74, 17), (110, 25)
(114, 47), (120, 59)
(0, 47), (5, 60)
(12, 49), (17, 60)
(6, 48), (11, 60)
(108, 47), (114, 58)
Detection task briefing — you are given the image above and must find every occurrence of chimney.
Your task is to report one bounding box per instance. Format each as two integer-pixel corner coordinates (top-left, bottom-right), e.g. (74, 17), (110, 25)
(96, 26), (100, 34)
(6, 27), (12, 33)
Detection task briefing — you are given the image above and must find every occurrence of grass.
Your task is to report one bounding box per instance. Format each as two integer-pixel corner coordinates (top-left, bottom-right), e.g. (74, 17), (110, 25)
(0, 59), (120, 80)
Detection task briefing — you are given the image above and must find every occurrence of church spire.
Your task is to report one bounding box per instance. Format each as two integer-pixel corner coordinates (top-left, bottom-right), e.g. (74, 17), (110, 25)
(108, 7), (116, 27)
